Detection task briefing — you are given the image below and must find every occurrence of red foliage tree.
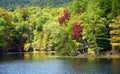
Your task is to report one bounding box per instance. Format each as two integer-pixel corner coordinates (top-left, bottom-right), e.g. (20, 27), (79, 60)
(71, 22), (83, 41)
(58, 10), (70, 26)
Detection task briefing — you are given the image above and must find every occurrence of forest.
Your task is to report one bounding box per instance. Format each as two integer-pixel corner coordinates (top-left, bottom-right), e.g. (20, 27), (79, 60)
(0, 0), (120, 56)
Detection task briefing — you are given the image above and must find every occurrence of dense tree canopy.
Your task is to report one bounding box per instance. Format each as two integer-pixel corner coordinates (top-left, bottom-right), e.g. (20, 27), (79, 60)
(0, 0), (120, 56)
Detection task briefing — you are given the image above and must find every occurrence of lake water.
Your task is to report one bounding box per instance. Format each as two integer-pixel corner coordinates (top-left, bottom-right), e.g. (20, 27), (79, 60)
(0, 52), (120, 74)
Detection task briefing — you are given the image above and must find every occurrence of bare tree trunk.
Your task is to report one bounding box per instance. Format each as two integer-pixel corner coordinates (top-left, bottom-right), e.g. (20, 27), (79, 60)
(92, 30), (99, 55)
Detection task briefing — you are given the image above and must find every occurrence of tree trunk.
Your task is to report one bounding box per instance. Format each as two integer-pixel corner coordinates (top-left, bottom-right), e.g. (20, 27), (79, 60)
(92, 30), (99, 55)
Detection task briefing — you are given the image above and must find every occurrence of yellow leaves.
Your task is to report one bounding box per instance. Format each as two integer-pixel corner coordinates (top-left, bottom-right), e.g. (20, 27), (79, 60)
(59, 10), (64, 16)
(0, 8), (5, 17)
(2, 11), (12, 19)
(111, 43), (120, 47)
(76, 42), (82, 47)
(24, 43), (30, 51)
(111, 36), (120, 42)
(4, 12), (11, 16)
(110, 30), (120, 34)
(88, 48), (95, 55)
(109, 16), (120, 48)
(0, 8), (4, 12)
(109, 23), (120, 28)
(109, 15), (120, 29)
(115, 16), (120, 22)
(0, 9), (12, 21)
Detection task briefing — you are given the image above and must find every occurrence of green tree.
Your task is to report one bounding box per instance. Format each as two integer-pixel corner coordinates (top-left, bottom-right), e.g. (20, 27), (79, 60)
(81, 1), (110, 55)
(96, 0), (112, 18)
(0, 8), (13, 50)
(0, 18), (7, 48)
(69, 0), (88, 14)
(109, 0), (120, 18)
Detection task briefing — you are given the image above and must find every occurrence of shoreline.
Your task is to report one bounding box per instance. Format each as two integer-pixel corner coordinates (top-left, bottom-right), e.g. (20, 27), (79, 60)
(2, 51), (55, 54)
(1, 51), (120, 58)
(58, 55), (120, 59)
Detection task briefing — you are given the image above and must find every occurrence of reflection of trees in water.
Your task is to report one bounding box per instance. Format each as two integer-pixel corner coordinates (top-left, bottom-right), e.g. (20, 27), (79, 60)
(65, 58), (119, 74)
(23, 52), (55, 60)
(23, 53), (47, 60)
(112, 59), (120, 73)
(1, 53), (24, 61)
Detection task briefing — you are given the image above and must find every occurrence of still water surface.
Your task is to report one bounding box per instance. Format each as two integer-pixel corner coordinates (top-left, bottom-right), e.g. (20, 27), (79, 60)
(0, 52), (120, 74)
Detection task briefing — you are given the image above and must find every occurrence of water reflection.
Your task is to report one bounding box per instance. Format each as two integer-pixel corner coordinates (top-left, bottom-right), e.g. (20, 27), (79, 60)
(0, 52), (54, 61)
(0, 53), (120, 74)
(23, 52), (47, 60)
(112, 58), (120, 74)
